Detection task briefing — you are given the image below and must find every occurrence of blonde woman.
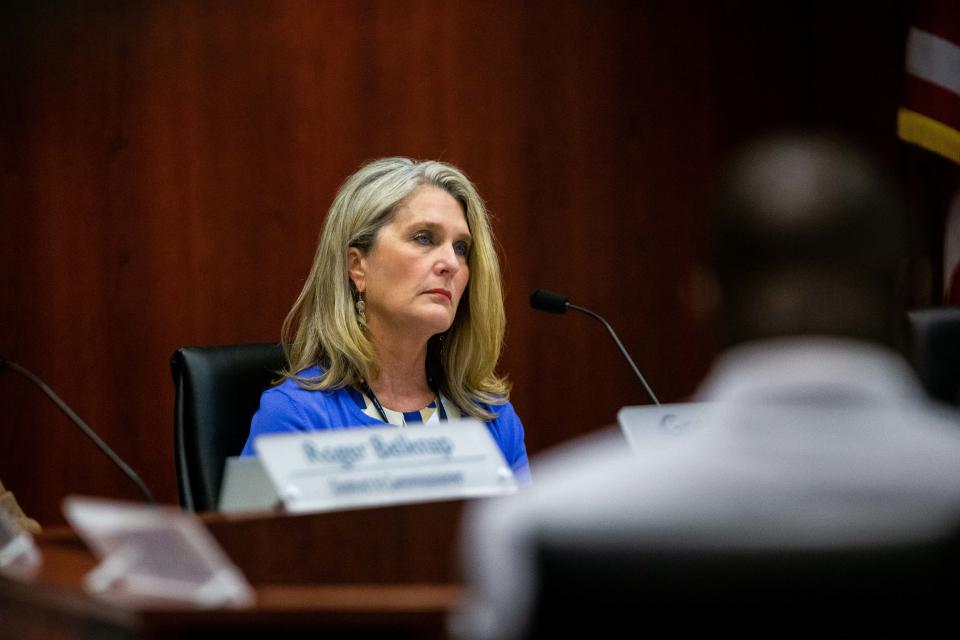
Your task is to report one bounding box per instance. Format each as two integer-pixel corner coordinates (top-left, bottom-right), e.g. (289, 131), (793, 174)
(241, 158), (529, 482)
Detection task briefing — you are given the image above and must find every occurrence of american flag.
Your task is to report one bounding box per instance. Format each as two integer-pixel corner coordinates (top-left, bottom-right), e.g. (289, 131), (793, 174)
(897, 0), (960, 302)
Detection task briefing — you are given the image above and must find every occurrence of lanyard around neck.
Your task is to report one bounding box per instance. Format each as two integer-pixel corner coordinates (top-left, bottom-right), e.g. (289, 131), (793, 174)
(359, 379), (448, 425)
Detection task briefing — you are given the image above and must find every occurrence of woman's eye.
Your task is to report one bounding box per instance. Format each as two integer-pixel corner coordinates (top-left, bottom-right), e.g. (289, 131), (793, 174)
(413, 231), (432, 245)
(454, 241), (470, 257)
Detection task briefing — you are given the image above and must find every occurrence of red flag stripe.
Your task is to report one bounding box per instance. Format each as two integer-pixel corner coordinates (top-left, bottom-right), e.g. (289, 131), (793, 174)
(903, 75), (960, 133)
(911, 3), (960, 47)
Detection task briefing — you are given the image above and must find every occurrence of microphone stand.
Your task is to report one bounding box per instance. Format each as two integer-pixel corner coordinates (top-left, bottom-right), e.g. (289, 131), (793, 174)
(566, 303), (661, 406)
(1, 359), (156, 503)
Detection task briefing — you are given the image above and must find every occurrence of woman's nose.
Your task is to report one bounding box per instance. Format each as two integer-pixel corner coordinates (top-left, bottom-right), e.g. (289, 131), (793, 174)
(435, 243), (460, 273)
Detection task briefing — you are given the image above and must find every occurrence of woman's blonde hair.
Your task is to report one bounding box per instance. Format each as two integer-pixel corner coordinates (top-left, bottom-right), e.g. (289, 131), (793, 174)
(282, 157), (510, 420)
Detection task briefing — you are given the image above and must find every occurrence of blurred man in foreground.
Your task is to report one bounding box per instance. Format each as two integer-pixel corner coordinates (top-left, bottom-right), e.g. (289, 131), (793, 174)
(456, 135), (960, 639)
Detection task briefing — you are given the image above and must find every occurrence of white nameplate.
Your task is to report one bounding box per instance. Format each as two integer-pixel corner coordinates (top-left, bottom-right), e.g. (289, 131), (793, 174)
(63, 496), (254, 608)
(254, 419), (518, 513)
(617, 402), (715, 453)
(218, 456), (279, 513)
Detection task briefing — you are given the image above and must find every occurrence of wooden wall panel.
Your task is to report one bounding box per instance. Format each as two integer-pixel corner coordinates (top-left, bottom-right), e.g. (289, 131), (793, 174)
(0, 0), (906, 524)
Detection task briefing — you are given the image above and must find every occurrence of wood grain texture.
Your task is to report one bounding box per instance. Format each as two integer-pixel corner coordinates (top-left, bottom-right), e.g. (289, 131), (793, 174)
(202, 500), (465, 584)
(2, 528), (460, 639)
(0, 1), (906, 524)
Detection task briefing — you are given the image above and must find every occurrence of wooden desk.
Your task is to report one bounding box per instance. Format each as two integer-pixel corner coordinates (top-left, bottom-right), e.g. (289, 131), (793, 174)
(203, 499), (466, 584)
(0, 499), (469, 639)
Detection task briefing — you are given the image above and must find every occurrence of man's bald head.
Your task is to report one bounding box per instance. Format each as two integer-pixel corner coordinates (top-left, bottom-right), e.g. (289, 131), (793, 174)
(711, 135), (905, 347)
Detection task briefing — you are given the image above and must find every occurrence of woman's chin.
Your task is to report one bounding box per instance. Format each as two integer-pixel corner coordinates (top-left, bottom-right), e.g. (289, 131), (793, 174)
(380, 312), (454, 341)
(419, 312), (456, 337)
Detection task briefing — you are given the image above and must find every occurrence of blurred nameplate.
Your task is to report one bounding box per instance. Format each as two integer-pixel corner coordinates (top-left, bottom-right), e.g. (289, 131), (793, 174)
(0, 507), (41, 579)
(254, 419), (517, 514)
(219, 456), (280, 513)
(62, 496), (254, 608)
(617, 402), (715, 453)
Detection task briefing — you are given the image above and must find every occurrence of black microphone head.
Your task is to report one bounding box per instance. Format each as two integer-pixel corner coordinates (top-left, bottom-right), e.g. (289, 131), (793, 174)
(530, 289), (569, 314)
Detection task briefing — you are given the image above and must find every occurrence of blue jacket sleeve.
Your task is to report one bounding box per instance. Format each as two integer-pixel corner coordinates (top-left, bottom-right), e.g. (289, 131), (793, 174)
(240, 388), (312, 456)
(489, 402), (531, 485)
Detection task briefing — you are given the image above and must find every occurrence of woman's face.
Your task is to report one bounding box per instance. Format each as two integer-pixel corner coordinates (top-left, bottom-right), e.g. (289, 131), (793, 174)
(349, 185), (471, 341)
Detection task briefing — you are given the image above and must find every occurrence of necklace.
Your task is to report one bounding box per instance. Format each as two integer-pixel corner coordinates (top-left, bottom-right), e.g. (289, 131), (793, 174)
(358, 379), (448, 425)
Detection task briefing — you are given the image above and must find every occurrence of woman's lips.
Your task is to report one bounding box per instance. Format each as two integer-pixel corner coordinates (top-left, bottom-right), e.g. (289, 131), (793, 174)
(425, 288), (452, 301)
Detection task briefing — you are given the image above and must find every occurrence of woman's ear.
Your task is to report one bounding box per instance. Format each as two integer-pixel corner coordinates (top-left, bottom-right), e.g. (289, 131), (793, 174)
(347, 247), (366, 293)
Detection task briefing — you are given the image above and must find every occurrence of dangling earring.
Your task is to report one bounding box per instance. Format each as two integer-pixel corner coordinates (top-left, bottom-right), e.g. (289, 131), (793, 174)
(355, 292), (367, 326)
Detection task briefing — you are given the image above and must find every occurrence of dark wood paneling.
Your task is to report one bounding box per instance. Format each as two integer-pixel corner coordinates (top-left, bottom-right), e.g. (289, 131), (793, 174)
(0, 1), (906, 524)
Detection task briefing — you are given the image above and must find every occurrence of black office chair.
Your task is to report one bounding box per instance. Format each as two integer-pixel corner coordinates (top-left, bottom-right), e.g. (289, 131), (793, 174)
(171, 343), (286, 512)
(526, 533), (960, 638)
(905, 307), (960, 406)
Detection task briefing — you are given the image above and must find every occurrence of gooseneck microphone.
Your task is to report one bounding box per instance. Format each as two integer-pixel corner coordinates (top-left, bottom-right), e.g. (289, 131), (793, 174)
(530, 289), (661, 406)
(0, 358), (156, 503)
